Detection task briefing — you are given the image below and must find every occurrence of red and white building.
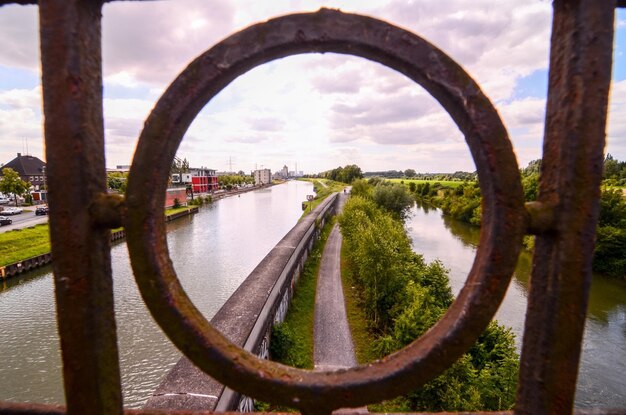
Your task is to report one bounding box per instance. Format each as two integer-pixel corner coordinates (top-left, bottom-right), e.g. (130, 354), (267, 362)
(171, 167), (218, 193)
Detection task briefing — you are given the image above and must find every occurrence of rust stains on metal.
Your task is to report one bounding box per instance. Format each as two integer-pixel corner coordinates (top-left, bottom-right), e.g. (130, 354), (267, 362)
(524, 201), (556, 235)
(0, 1), (622, 413)
(90, 193), (126, 229)
(39, 1), (122, 414)
(516, 1), (616, 414)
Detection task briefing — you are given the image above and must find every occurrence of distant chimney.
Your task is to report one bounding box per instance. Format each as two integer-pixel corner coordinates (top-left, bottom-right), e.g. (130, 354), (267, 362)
(17, 153), (21, 157)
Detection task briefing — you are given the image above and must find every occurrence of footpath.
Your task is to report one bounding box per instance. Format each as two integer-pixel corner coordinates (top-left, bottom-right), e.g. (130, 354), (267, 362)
(313, 191), (367, 413)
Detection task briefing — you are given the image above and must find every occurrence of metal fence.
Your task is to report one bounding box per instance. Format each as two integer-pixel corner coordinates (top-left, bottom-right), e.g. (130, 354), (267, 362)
(0, 1), (624, 414)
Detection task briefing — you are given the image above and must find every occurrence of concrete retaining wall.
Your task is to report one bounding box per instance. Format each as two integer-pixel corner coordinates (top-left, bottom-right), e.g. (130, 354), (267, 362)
(144, 193), (339, 412)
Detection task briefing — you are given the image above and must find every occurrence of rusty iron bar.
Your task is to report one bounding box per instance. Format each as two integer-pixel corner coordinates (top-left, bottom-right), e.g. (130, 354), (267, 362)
(516, 1), (616, 414)
(39, 1), (123, 414)
(0, 2), (623, 414)
(125, 9), (525, 415)
(1, 400), (626, 415)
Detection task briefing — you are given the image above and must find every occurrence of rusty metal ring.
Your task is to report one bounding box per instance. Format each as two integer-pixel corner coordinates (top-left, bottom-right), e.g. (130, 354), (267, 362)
(126, 9), (525, 412)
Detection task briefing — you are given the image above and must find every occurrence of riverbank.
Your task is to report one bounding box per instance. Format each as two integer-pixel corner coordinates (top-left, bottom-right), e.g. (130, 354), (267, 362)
(0, 206), (199, 280)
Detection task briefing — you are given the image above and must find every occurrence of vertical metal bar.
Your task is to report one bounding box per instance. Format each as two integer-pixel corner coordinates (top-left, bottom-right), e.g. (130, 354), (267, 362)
(39, 1), (123, 414)
(516, 1), (615, 414)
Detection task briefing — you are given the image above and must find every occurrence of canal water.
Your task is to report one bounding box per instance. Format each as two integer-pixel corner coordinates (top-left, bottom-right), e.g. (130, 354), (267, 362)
(406, 204), (626, 407)
(1, 186), (624, 408)
(0, 180), (314, 408)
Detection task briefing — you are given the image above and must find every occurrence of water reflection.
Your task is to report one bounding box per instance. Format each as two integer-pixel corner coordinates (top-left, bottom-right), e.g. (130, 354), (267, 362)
(407, 203), (626, 407)
(0, 181), (313, 408)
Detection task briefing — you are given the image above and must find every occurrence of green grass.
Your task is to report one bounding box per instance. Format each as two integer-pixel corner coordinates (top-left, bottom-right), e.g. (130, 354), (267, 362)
(270, 218), (335, 368)
(165, 206), (194, 216)
(0, 224), (51, 267)
(387, 178), (467, 188)
(257, 219), (335, 412)
(299, 179), (346, 218)
(340, 243), (379, 365)
(1, 208), (196, 267)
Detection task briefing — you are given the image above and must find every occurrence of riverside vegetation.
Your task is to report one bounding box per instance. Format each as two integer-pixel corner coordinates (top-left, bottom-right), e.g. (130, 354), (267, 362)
(339, 182), (518, 412)
(270, 168), (518, 412)
(408, 158), (626, 279)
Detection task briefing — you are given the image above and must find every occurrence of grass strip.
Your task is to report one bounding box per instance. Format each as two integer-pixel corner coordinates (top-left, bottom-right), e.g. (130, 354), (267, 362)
(1, 208), (196, 267)
(256, 218), (335, 412)
(0, 224), (51, 267)
(340, 243), (379, 365)
(299, 179), (345, 218)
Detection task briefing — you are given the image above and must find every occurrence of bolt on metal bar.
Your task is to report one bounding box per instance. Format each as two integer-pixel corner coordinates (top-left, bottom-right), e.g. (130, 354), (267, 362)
(516, 1), (616, 414)
(39, 0), (123, 414)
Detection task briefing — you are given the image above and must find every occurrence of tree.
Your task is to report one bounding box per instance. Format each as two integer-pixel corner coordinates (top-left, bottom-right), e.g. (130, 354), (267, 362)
(404, 168), (417, 178)
(372, 183), (414, 220)
(107, 171), (128, 193)
(0, 168), (29, 206)
(350, 179), (372, 199)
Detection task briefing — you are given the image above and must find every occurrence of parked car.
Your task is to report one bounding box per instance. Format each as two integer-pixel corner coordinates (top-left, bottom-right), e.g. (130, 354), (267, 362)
(0, 216), (12, 226)
(0, 195), (9, 205)
(35, 205), (49, 216)
(2, 207), (23, 215)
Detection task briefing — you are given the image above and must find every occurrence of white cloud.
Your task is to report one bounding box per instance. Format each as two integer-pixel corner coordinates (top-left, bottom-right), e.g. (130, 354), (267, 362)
(0, 1), (624, 173)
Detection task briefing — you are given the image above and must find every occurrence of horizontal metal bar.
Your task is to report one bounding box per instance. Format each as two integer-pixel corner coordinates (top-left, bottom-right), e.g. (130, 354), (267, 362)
(2, 401), (626, 415)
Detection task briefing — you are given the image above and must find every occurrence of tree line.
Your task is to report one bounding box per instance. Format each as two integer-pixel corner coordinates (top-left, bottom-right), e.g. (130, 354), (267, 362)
(339, 181), (518, 411)
(408, 158), (626, 279)
(364, 170), (477, 182)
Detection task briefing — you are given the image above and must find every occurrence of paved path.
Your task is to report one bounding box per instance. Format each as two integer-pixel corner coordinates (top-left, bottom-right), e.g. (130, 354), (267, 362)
(313, 191), (367, 413)
(314, 191), (358, 369)
(313, 223), (357, 371)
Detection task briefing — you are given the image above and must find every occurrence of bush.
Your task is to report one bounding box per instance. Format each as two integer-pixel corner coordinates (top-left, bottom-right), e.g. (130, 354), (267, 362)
(339, 196), (519, 411)
(172, 198), (181, 209)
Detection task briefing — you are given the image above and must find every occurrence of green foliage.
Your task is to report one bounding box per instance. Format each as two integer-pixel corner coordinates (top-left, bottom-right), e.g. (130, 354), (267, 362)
(598, 187), (626, 228)
(323, 164), (363, 184)
(339, 197), (519, 411)
(404, 168), (417, 178)
(593, 225), (626, 278)
(170, 156), (189, 176)
(592, 188), (626, 278)
(172, 198), (181, 209)
(366, 170), (477, 181)
(430, 182), (482, 226)
(107, 171), (128, 193)
(218, 174), (254, 187)
(350, 179), (371, 199)
(603, 154), (626, 185)
(372, 183), (415, 220)
(0, 167), (29, 205)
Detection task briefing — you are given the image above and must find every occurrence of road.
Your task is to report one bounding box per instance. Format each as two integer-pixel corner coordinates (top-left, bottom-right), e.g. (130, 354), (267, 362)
(0, 208), (48, 233)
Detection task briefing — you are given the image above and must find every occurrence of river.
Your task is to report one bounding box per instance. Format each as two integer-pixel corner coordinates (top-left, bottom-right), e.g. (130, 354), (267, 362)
(0, 180), (314, 408)
(1, 185), (624, 408)
(406, 203), (626, 407)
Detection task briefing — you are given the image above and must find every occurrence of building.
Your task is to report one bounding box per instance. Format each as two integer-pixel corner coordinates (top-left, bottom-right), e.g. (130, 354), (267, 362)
(171, 167), (218, 193)
(189, 167), (218, 193)
(1, 153), (47, 191)
(253, 168), (271, 185)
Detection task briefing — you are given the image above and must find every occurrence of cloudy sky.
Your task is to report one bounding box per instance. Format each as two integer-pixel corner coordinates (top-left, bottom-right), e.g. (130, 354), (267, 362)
(1, 1), (625, 174)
